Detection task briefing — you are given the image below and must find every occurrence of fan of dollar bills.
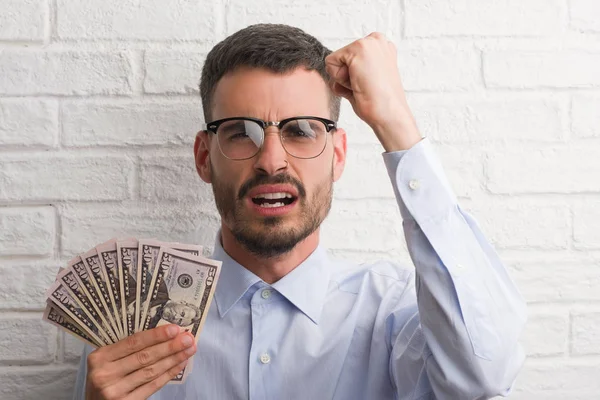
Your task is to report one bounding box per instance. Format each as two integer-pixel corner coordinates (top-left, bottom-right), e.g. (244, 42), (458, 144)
(42, 238), (222, 383)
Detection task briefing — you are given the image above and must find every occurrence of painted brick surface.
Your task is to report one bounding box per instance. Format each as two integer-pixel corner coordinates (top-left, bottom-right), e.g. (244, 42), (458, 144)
(0, 1), (597, 398)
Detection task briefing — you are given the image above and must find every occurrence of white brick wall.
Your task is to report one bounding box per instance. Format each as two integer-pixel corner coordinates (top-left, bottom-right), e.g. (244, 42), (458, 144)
(0, 1), (598, 398)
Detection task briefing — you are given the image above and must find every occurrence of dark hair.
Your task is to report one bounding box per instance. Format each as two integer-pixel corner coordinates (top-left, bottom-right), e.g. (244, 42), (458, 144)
(199, 23), (341, 122)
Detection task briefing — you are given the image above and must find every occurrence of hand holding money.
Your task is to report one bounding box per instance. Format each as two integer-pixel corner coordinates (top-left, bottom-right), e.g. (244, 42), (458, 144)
(42, 237), (222, 387)
(85, 325), (196, 399)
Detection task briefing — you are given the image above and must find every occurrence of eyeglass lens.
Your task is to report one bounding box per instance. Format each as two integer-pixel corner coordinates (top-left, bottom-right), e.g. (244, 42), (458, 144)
(216, 118), (328, 160)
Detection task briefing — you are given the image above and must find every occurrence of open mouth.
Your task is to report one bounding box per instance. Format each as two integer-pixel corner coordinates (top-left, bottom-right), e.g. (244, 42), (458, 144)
(251, 192), (297, 208)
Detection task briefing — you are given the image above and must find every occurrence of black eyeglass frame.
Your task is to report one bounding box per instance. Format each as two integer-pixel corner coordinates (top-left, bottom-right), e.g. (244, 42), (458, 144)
(202, 116), (338, 160)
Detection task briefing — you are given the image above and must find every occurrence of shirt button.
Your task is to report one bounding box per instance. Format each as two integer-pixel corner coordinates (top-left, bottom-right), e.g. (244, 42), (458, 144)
(261, 289), (272, 299)
(259, 353), (271, 364)
(408, 179), (420, 190)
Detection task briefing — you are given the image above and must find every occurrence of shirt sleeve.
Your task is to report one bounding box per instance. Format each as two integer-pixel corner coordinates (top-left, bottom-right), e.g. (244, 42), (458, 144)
(382, 138), (527, 399)
(72, 344), (93, 400)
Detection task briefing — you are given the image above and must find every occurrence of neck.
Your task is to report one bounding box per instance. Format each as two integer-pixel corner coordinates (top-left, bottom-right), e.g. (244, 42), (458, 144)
(219, 223), (320, 284)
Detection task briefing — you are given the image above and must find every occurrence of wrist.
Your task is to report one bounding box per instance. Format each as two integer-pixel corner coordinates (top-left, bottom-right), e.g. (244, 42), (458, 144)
(371, 110), (422, 152)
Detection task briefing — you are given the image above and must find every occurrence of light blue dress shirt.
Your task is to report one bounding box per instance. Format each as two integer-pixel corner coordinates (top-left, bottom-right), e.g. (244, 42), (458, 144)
(73, 138), (527, 399)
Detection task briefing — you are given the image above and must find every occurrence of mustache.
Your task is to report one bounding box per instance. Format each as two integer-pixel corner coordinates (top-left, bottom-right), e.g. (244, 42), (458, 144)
(237, 173), (306, 200)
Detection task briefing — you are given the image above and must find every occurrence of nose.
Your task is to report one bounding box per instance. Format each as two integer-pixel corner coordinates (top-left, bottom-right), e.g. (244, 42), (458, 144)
(253, 127), (289, 175)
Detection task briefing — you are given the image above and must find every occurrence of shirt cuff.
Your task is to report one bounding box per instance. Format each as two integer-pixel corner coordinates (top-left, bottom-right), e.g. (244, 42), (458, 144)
(382, 137), (458, 222)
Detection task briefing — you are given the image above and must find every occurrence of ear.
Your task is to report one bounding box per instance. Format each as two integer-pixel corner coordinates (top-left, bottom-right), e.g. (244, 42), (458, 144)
(332, 127), (347, 182)
(194, 131), (212, 183)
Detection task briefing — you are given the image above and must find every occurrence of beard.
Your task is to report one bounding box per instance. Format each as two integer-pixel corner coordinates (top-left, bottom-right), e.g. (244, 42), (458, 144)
(210, 162), (333, 258)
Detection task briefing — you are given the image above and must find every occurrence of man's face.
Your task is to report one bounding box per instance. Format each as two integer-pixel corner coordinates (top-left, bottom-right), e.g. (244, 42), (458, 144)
(196, 67), (346, 258)
(162, 302), (199, 327)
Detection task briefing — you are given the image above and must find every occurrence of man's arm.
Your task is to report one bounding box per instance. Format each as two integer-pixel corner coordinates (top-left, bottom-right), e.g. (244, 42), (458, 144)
(326, 33), (526, 398)
(383, 139), (526, 398)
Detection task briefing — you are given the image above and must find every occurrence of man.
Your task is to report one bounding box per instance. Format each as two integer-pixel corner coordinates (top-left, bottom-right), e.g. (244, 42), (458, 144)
(74, 24), (526, 399)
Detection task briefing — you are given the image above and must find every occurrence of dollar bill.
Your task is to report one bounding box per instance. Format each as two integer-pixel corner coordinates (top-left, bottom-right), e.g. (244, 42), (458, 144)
(46, 280), (111, 346)
(142, 248), (221, 383)
(43, 302), (101, 348)
(135, 240), (203, 333)
(80, 243), (124, 339)
(117, 239), (139, 337)
(96, 240), (125, 340)
(56, 265), (118, 344)
(70, 255), (121, 341)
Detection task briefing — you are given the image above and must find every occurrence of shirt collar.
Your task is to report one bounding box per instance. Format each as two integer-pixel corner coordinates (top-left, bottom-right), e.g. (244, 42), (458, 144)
(211, 231), (331, 325)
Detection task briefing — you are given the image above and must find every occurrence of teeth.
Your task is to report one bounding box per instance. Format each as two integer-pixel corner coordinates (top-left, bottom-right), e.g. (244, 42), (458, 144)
(259, 202), (286, 208)
(253, 192), (293, 200)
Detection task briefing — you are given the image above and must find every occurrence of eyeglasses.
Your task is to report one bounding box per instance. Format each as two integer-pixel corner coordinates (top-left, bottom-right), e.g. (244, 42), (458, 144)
(202, 116), (337, 160)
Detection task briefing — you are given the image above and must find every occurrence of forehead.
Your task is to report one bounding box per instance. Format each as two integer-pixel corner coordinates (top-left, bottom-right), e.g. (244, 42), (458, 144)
(211, 66), (331, 121)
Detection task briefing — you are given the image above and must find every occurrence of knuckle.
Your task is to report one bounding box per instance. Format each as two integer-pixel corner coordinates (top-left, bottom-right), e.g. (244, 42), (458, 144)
(86, 351), (101, 368)
(147, 377), (163, 392)
(169, 364), (184, 379)
(88, 369), (110, 388)
(125, 334), (140, 352)
(136, 350), (152, 367)
(142, 365), (158, 381)
(178, 348), (192, 362)
(99, 386), (117, 400)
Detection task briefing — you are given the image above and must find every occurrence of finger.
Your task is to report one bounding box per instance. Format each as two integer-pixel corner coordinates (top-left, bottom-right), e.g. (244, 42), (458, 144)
(122, 353), (192, 399)
(325, 40), (357, 81)
(111, 332), (195, 377)
(325, 58), (352, 89)
(331, 81), (353, 100)
(367, 31), (386, 41)
(97, 324), (180, 363)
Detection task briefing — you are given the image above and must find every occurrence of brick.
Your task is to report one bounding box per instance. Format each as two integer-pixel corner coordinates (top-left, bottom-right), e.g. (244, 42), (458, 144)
(484, 50), (600, 89)
(571, 311), (600, 355)
(0, 207), (54, 256)
(0, 99), (57, 147)
(335, 145), (396, 199)
(410, 94), (565, 143)
(337, 141), (479, 203)
(508, 262), (600, 303)
(144, 51), (206, 94)
(0, 156), (132, 202)
(0, 366), (78, 400)
(486, 144), (600, 194)
(0, 315), (56, 363)
(510, 361), (600, 399)
(61, 100), (202, 147)
(570, 0), (600, 32)
(59, 203), (220, 256)
(0, 263), (59, 310)
(339, 101), (383, 146)
(574, 203), (600, 249)
(0, 0), (45, 41)
(464, 202), (570, 249)
(433, 144), (483, 198)
(522, 310), (568, 357)
(405, 0), (563, 37)
(56, 0), (220, 41)
(321, 199), (405, 252)
(226, 0), (401, 39)
(0, 51), (132, 96)
(397, 42), (480, 91)
(139, 155), (215, 204)
(572, 94), (600, 138)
